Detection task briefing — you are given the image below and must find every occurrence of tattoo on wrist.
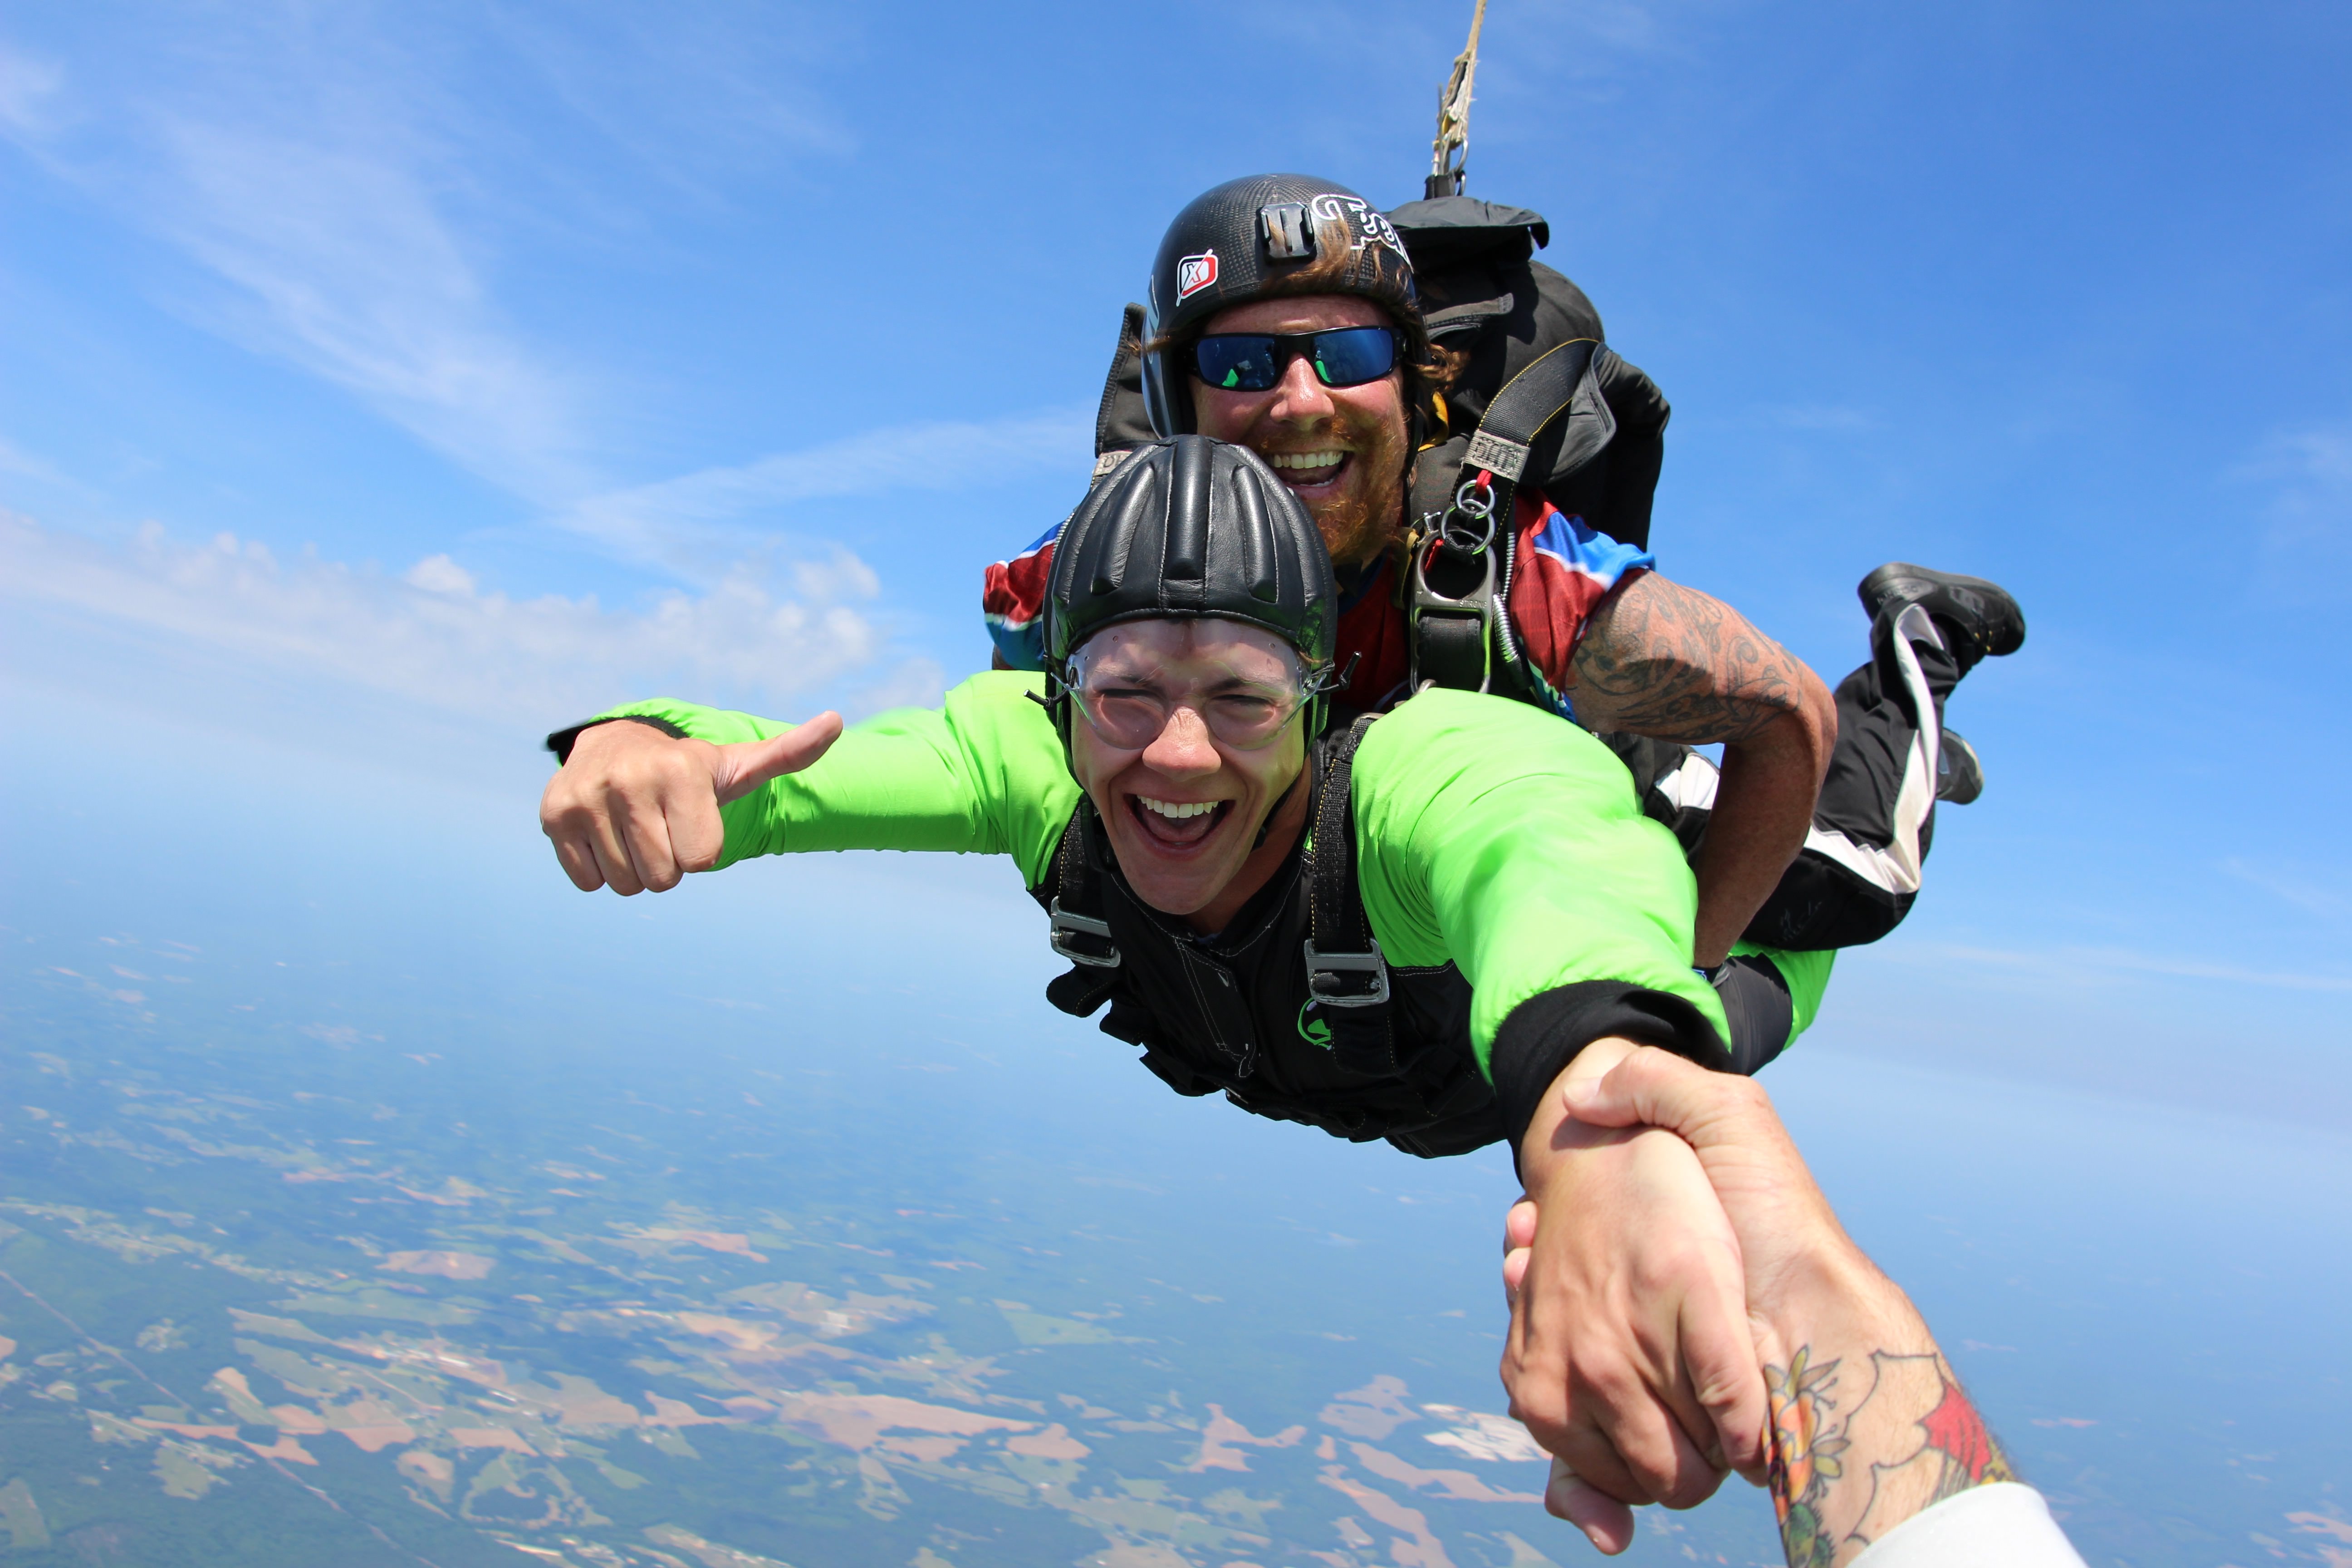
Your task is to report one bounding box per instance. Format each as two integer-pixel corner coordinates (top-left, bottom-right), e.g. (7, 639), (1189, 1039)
(1766, 1345), (2018, 1568)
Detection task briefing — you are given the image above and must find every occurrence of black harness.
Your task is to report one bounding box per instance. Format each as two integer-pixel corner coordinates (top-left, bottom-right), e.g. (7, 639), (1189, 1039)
(1028, 717), (1505, 1158)
(1405, 337), (1619, 701)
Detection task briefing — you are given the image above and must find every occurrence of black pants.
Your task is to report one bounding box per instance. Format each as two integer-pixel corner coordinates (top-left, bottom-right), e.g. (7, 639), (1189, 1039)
(1607, 603), (1965, 955)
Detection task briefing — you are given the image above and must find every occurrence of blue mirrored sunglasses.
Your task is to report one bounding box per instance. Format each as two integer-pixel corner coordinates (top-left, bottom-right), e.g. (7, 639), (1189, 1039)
(1188, 326), (1400, 393)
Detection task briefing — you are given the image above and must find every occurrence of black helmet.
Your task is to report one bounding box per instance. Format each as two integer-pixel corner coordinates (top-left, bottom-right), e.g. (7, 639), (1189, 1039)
(1141, 174), (1426, 439)
(1043, 436), (1340, 741)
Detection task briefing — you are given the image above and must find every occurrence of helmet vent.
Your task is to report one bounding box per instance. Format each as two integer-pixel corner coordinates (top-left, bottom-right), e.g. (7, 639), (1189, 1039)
(1161, 434), (1212, 589)
(1229, 467), (1279, 604)
(1091, 460), (1156, 595)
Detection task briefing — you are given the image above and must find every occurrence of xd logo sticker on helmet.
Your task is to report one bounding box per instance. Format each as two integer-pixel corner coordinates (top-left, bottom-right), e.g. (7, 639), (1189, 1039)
(1308, 192), (1407, 257)
(1176, 250), (1219, 301)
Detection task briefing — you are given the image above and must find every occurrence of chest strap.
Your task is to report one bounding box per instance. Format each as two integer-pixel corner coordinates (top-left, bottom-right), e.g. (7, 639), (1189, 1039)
(1408, 338), (1613, 697)
(1045, 797), (1119, 970)
(1039, 800), (1121, 1019)
(1304, 716), (1390, 1008)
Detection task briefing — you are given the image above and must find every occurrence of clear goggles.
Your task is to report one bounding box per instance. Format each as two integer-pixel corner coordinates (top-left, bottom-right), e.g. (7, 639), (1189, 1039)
(1058, 641), (1336, 752)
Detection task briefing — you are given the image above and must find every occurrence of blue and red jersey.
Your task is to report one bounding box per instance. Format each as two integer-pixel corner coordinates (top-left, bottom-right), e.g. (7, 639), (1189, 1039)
(981, 490), (1655, 722)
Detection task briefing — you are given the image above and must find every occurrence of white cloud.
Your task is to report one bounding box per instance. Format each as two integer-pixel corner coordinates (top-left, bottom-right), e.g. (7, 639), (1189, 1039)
(143, 115), (596, 504)
(0, 41), (64, 138)
(0, 510), (938, 729)
(2218, 857), (2352, 923)
(2241, 418), (2352, 594)
(486, 2), (852, 198)
(560, 410), (1091, 572)
(0, 19), (596, 505)
(1, 14), (1081, 583)
(1892, 940), (2352, 995)
(0, 434), (74, 487)
(403, 554), (478, 596)
(0, 5), (855, 511)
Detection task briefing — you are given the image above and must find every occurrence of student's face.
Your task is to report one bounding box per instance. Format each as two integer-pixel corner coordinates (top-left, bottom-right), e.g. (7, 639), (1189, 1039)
(1190, 294), (1411, 573)
(1064, 618), (1311, 922)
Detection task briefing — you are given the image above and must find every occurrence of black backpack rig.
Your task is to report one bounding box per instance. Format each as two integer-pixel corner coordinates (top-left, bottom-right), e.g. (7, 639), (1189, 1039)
(1081, 196), (1671, 710)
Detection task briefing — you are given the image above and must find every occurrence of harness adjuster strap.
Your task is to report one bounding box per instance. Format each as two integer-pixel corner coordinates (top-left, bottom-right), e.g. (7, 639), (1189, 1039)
(1047, 898), (1120, 968)
(1303, 937), (1390, 1007)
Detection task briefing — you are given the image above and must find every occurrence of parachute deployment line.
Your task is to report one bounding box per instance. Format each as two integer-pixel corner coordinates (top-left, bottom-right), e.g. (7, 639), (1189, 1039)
(1427, 0), (1489, 199)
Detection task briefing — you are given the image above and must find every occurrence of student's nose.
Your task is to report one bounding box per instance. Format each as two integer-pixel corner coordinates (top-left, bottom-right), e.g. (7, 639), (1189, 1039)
(1140, 704), (1222, 778)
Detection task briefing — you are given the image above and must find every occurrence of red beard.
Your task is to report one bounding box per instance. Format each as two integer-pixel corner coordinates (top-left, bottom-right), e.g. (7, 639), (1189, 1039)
(1304, 418), (1410, 573)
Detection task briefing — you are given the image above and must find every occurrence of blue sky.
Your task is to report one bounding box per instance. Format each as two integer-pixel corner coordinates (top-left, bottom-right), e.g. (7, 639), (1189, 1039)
(4, 0), (2351, 1128)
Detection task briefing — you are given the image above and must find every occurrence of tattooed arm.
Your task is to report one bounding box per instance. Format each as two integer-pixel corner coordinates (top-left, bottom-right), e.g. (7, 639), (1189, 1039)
(1564, 573), (1836, 968)
(1506, 1044), (2083, 1567)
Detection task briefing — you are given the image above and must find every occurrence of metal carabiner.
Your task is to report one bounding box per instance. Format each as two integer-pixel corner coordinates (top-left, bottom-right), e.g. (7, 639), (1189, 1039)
(1442, 477), (1498, 554)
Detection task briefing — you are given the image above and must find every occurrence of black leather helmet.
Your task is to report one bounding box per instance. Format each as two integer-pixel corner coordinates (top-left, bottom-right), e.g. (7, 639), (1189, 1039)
(1141, 174), (1426, 439)
(1043, 436), (1340, 741)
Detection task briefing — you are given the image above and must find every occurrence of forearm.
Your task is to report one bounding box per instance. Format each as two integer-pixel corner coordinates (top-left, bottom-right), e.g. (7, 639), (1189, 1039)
(558, 676), (1076, 874)
(1566, 573), (1828, 751)
(1690, 712), (1824, 967)
(1754, 1254), (2022, 1568)
(1541, 1047), (2075, 1567)
(1566, 577), (1833, 964)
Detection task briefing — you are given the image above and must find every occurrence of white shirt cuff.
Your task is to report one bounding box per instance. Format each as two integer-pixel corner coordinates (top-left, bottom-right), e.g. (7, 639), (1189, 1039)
(1849, 1483), (2087, 1568)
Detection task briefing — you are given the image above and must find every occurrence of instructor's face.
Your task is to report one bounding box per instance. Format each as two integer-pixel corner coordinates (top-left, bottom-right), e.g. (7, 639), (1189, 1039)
(1066, 619), (1310, 931)
(1191, 295), (1411, 573)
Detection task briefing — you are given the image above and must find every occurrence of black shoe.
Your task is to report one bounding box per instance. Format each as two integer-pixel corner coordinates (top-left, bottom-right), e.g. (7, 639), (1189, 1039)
(1936, 729), (1983, 805)
(1858, 563), (2027, 671)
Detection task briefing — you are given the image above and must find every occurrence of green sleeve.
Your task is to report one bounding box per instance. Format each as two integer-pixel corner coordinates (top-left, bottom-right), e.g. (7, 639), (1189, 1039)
(1348, 690), (1731, 1077)
(591, 671), (1080, 887)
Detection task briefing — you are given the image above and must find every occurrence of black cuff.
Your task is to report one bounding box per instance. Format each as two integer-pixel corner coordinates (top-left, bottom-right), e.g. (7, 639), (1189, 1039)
(1489, 980), (1733, 1158)
(1715, 954), (1794, 1076)
(544, 713), (689, 764)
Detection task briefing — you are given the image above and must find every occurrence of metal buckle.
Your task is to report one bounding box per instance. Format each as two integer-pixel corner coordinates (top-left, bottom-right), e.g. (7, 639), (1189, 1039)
(1304, 937), (1390, 1008)
(1048, 899), (1120, 968)
(1408, 541), (1496, 695)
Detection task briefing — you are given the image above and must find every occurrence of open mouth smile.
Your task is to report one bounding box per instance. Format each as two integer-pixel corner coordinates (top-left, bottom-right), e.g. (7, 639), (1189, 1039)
(1128, 794), (1235, 852)
(1262, 449), (1351, 491)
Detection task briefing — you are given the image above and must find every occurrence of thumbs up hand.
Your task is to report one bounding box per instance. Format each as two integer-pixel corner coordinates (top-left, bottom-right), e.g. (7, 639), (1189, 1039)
(539, 712), (843, 896)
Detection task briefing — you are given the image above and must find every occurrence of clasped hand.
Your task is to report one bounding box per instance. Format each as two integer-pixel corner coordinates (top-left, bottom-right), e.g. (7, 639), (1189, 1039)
(1503, 1039), (1856, 1554)
(1502, 1038), (1767, 1553)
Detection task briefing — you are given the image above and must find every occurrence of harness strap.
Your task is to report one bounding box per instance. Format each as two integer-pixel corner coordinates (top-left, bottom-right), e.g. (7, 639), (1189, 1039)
(1468, 337), (1611, 485)
(1408, 338), (1616, 699)
(1304, 715), (1390, 1008)
(1045, 800), (1120, 1009)
(1047, 801), (1118, 967)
